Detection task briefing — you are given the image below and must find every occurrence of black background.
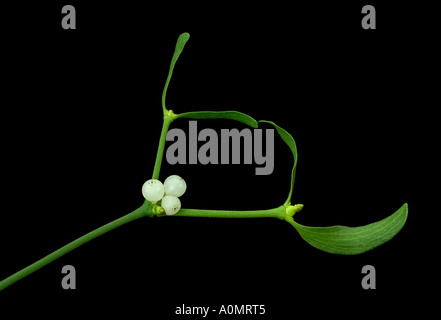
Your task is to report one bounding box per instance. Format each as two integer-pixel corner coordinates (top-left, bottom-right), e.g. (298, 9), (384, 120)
(0, 1), (436, 318)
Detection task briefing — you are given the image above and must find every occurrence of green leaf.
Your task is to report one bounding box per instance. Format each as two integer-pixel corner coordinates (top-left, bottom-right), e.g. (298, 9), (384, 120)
(259, 120), (298, 205)
(176, 110), (258, 128)
(286, 203), (408, 255)
(162, 32), (190, 113)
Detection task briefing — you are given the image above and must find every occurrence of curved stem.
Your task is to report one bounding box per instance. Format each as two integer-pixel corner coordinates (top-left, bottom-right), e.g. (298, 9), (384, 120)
(174, 206), (286, 220)
(0, 201), (154, 291)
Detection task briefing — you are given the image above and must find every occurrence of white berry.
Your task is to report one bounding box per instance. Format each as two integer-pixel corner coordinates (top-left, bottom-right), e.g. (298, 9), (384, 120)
(164, 175), (187, 197)
(142, 179), (165, 203)
(161, 195), (181, 215)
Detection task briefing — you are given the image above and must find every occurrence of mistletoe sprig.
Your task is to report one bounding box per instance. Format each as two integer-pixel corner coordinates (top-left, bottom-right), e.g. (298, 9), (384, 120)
(0, 33), (407, 291)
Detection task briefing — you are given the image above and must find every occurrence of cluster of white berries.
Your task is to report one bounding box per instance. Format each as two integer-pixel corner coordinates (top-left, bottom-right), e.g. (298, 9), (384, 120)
(142, 175), (187, 215)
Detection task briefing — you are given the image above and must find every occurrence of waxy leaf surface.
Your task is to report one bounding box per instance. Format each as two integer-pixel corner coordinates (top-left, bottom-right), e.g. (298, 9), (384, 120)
(176, 110), (258, 128)
(287, 203), (408, 255)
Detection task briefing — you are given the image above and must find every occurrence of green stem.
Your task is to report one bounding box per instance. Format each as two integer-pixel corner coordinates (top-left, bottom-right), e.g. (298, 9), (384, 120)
(152, 115), (173, 180)
(175, 206), (286, 220)
(0, 201), (154, 291)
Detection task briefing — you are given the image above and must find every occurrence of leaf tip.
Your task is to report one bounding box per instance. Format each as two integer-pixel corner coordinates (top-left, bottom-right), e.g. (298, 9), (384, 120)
(177, 32), (190, 49)
(180, 32), (190, 40)
(402, 202), (409, 221)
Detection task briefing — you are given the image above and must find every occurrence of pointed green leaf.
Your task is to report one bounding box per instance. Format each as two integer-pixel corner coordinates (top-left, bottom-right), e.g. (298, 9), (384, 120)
(286, 203), (408, 255)
(176, 110), (258, 128)
(162, 32), (190, 113)
(259, 120), (298, 205)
